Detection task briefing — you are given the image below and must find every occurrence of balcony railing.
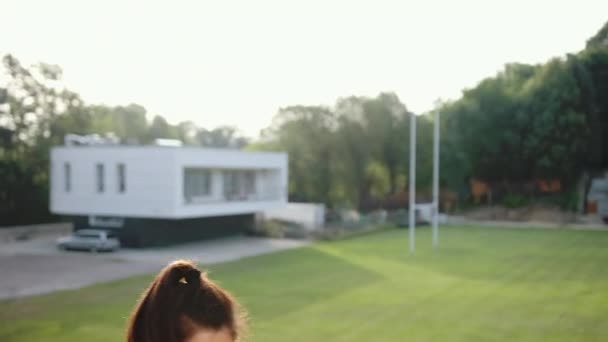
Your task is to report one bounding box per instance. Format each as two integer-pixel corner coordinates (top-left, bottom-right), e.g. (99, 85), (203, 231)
(184, 188), (283, 205)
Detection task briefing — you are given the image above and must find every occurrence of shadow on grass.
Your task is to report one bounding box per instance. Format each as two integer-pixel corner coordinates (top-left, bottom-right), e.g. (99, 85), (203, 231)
(208, 246), (384, 320)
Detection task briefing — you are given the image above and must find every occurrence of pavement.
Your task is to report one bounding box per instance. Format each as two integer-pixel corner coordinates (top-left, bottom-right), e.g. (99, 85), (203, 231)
(0, 234), (310, 300)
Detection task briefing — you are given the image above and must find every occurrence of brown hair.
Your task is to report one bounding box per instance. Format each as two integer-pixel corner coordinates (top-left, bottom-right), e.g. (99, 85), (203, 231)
(126, 260), (245, 342)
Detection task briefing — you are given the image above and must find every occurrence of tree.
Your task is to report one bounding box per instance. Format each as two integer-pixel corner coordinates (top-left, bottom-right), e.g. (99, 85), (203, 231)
(440, 58), (590, 192)
(0, 54), (82, 225)
(175, 121), (199, 146)
(113, 104), (149, 142)
(256, 93), (422, 210)
(586, 20), (608, 49)
(576, 46), (608, 169)
(365, 161), (390, 199)
(262, 106), (335, 204)
(197, 126), (249, 148)
(0, 53), (256, 226)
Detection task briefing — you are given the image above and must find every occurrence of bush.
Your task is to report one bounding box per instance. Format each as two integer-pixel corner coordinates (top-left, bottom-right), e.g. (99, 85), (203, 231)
(315, 223), (395, 241)
(559, 191), (579, 212)
(541, 191), (579, 212)
(502, 193), (530, 208)
(249, 219), (287, 238)
(249, 219), (309, 239)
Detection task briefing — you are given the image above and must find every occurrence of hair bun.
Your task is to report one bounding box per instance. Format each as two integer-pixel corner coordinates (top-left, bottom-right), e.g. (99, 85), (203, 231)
(184, 268), (202, 284)
(168, 260), (202, 286)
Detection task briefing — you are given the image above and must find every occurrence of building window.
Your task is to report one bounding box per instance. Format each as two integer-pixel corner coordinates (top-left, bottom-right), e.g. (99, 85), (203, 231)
(184, 168), (211, 203)
(223, 170), (256, 201)
(117, 163), (126, 193)
(96, 163), (104, 193)
(64, 162), (71, 192)
(244, 171), (255, 195)
(223, 170), (236, 200)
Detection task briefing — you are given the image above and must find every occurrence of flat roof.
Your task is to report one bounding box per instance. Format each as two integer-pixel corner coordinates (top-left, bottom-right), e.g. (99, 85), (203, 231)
(52, 145), (286, 157)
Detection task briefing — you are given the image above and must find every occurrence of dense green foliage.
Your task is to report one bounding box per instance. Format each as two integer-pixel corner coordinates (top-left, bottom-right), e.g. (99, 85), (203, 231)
(437, 29), (608, 197)
(2, 226), (608, 341)
(257, 22), (608, 207)
(250, 95), (435, 208)
(2, 22), (608, 224)
(442, 60), (588, 184)
(0, 55), (247, 225)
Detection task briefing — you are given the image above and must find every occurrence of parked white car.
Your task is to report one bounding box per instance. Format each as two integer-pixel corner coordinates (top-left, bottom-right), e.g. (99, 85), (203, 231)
(56, 229), (120, 252)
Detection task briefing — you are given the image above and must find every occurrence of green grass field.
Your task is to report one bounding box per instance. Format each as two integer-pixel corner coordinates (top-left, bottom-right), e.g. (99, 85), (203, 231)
(2, 226), (608, 341)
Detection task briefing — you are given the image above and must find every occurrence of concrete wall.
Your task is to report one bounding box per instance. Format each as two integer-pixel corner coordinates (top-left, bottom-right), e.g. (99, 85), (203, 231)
(263, 202), (325, 231)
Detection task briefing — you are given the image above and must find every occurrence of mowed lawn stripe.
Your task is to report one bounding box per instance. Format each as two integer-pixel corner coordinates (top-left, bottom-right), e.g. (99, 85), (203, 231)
(2, 226), (608, 342)
(329, 230), (523, 341)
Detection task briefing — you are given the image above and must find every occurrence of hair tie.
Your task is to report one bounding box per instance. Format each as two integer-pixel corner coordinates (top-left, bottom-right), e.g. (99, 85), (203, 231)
(176, 268), (201, 286)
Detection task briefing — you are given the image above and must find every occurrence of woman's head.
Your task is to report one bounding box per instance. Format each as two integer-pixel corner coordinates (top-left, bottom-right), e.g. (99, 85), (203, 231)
(126, 260), (245, 342)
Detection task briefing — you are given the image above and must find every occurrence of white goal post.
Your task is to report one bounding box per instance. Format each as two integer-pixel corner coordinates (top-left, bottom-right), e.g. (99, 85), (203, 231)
(409, 110), (440, 253)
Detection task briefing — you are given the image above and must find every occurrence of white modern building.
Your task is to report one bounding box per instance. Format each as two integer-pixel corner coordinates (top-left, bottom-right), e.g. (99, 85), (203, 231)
(50, 145), (288, 246)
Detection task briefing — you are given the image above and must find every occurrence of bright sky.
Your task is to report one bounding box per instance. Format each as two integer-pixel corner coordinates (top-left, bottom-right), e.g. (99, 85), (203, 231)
(2, 0), (607, 137)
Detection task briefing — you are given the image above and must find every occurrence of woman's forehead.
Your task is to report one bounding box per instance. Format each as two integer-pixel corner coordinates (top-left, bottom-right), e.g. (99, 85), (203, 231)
(186, 327), (234, 342)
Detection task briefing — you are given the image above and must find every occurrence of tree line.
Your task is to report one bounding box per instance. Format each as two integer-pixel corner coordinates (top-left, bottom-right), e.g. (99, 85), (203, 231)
(438, 23), (608, 205)
(255, 21), (608, 210)
(0, 55), (247, 225)
(1, 21), (607, 226)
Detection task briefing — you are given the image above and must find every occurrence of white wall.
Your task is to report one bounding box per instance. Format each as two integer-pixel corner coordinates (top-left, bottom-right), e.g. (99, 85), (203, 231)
(50, 147), (178, 218)
(599, 199), (608, 216)
(589, 178), (608, 218)
(416, 203), (433, 223)
(50, 146), (288, 219)
(263, 202), (325, 231)
(415, 203), (447, 224)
